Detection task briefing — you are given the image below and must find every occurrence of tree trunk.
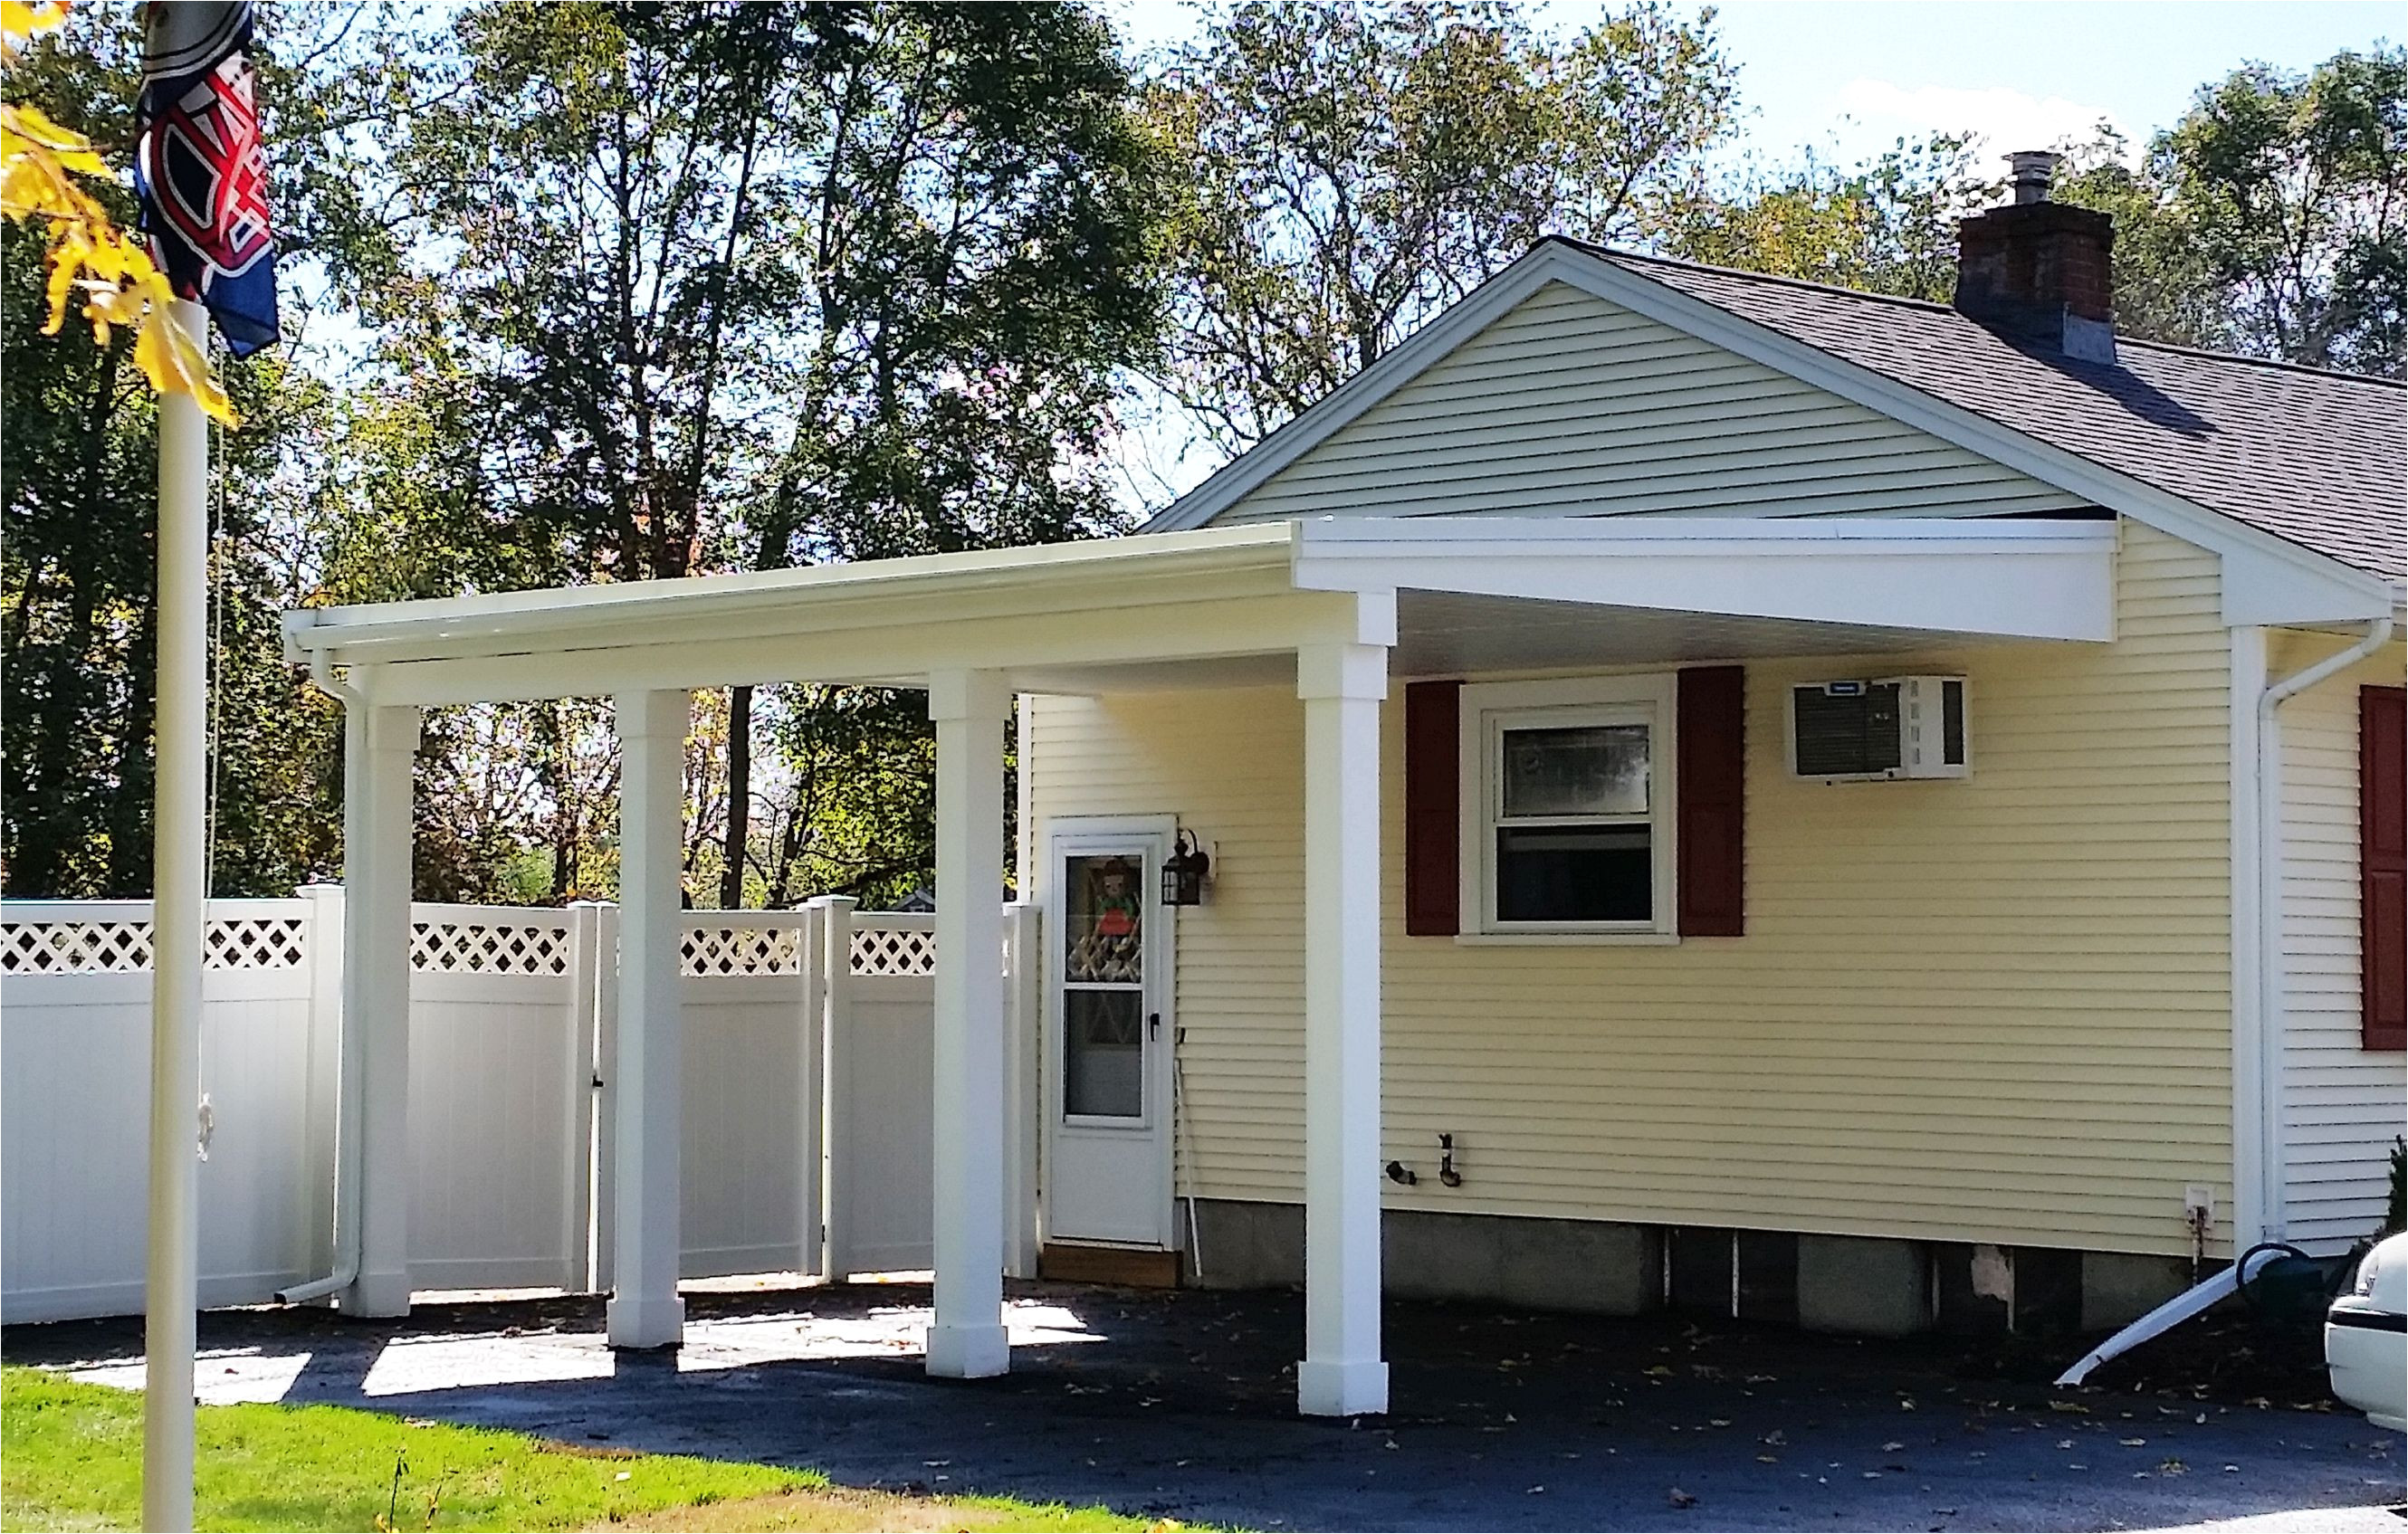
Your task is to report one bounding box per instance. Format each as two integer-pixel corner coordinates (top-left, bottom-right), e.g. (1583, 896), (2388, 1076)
(719, 682), (752, 907)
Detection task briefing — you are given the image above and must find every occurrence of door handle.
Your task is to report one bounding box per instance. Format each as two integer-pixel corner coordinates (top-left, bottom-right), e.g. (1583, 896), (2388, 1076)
(1149, 1012), (1161, 1040)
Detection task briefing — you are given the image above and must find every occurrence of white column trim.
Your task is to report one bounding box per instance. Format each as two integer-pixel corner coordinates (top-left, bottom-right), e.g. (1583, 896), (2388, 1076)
(926, 669), (1011, 1378)
(1296, 641), (1390, 1416)
(607, 688), (690, 1348)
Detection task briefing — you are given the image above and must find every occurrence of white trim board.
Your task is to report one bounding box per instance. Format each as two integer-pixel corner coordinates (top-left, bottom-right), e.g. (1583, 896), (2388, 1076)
(1143, 242), (2395, 629)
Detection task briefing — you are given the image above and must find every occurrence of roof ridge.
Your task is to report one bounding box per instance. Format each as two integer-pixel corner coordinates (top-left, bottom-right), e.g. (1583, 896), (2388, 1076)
(2113, 333), (2407, 388)
(1558, 238), (1960, 315)
(1556, 236), (2408, 390)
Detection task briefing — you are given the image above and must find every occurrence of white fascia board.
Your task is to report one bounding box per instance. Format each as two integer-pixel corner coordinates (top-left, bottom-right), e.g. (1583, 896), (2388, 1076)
(1140, 246), (1582, 535)
(1291, 516), (2117, 641)
(1538, 251), (2394, 628)
(283, 524), (1298, 668)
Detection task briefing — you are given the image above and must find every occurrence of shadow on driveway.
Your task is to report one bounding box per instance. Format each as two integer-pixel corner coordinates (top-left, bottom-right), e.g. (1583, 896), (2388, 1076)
(7, 1281), (2400, 1531)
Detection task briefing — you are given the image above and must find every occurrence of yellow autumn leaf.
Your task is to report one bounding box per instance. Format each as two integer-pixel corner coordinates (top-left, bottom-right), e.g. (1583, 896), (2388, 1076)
(0, 88), (237, 422)
(0, 1), (70, 62)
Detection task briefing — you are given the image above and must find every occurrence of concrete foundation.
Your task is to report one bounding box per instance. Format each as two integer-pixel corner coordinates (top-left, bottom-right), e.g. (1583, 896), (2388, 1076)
(2079, 1251), (2194, 1332)
(1183, 1198), (1304, 1290)
(1173, 1199), (2180, 1342)
(1491, 1214), (1660, 1315)
(1797, 1233), (1929, 1338)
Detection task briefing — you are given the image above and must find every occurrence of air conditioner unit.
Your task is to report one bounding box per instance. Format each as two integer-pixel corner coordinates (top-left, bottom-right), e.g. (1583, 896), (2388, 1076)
(1789, 676), (1968, 780)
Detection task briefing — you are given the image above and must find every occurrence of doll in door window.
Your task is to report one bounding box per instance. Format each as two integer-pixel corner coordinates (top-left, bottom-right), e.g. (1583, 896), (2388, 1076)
(1086, 857), (1142, 982)
(1092, 858), (1140, 938)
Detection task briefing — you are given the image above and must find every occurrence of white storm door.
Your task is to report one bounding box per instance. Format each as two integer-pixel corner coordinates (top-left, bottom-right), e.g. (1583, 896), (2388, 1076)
(1043, 821), (1175, 1249)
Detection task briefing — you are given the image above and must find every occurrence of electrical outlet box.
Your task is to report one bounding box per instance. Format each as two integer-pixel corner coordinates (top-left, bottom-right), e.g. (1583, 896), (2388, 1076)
(2183, 1185), (2215, 1221)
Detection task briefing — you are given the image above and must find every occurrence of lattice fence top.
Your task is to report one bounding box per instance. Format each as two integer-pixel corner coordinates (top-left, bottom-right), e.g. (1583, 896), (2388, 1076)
(411, 919), (571, 976)
(850, 924), (936, 977)
(3, 919), (155, 974)
(682, 925), (804, 977)
(205, 917), (309, 970)
(1, 914), (318, 974)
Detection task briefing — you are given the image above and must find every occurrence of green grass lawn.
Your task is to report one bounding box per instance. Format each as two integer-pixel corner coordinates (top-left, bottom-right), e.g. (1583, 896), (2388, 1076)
(0, 1367), (1168, 1532)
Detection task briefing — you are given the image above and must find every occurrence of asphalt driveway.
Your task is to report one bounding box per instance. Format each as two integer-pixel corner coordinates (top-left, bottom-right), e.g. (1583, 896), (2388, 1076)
(7, 1280), (2401, 1531)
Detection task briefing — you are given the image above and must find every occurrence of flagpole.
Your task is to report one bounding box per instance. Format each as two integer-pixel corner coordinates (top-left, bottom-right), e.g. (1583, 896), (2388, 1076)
(143, 296), (210, 1534)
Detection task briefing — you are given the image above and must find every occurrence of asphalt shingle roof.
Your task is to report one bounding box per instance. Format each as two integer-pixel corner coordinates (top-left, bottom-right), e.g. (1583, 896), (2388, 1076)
(1580, 243), (2407, 584)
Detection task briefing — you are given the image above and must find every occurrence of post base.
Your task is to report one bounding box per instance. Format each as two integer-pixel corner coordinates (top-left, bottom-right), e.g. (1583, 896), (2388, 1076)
(925, 1321), (1009, 1378)
(1297, 1357), (1389, 1416)
(336, 1268), (412, 1319)
(607, 1294), (685, 1349)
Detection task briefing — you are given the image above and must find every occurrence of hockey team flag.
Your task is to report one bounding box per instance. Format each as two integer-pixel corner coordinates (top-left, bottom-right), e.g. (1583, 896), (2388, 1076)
(136, 0), (277, 356)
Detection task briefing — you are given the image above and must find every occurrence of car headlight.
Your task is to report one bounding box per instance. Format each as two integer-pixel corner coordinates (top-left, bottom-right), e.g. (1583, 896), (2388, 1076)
(2355, 1247), (2384, 1298)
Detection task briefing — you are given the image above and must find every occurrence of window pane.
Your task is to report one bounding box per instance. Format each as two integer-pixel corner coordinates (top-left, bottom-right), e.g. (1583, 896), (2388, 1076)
(1496, 824), (1651, 922)
(1502, 725), (1648, 817)
(1064, 853), (1142, 984)
(1065, 988), (1143, 1117)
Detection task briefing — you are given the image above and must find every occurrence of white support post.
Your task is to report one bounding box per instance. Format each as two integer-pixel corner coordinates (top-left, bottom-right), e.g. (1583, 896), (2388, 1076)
(816, 895), (857, 1282)
(1002, 900), (1042, 1281)
(1295, 641), (1390, 1417)
(926, 671), (1011, 1379)
(340, 700), (420, 1318)
(607, 689), (690, 1349)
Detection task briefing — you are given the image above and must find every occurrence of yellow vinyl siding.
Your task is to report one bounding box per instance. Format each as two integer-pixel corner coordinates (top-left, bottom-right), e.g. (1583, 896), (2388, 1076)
(1027, 522), (2235, 1257)
(2272, 631), (2408, 1253)
(1221, 281), (2091, 525)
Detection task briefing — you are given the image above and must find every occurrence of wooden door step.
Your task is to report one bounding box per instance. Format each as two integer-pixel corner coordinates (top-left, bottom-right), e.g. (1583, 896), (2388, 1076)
(1038, 1243), (1181, 1289)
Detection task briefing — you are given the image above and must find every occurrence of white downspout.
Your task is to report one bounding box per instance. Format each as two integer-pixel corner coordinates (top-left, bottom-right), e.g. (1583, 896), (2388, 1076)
(278, 649), (368, 1305)
(2250, 616), (2394, 1246)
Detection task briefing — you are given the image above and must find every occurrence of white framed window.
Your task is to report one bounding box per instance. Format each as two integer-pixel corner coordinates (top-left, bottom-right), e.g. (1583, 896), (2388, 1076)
(1457, 673), (1678, 941)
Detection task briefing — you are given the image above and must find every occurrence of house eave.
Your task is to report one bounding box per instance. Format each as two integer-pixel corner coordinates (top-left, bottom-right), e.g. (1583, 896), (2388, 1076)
(1144, 241), (2395, 629)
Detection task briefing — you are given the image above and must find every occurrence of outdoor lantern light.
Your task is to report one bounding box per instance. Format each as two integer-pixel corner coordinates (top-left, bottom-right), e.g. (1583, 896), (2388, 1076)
(1161, 831), (1210, 906)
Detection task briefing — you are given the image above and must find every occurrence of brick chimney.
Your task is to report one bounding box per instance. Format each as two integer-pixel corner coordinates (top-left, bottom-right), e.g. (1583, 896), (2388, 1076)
(1953, 150), (2117, 364)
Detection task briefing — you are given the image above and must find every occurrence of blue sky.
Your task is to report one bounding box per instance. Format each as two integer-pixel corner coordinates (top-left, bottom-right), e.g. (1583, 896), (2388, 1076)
(1113, 1), (2402, 168)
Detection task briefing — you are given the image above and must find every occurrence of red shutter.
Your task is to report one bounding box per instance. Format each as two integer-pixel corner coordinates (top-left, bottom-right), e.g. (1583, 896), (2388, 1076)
(1677, 666), (1746, 938)
(2362, 684), (2404, 1051)
(1403, 681), (1461, 937)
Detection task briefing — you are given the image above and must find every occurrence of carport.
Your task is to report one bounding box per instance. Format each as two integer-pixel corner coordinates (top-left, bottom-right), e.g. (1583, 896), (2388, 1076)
(281, 512), (2116, 1416)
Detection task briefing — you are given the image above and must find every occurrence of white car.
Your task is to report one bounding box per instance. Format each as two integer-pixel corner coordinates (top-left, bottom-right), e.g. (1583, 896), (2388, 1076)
(2327, 1231), (2407, 1432)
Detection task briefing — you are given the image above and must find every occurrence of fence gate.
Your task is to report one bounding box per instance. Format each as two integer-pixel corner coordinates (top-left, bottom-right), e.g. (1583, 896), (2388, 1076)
(673, 913), (821, 1282)
(825, 911), (940, 1277)
(406, 903), (597, 1291)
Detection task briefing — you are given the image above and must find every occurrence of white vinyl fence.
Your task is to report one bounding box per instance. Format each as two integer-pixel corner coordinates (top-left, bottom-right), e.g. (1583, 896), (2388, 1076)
(0, 892), (1029, 1325)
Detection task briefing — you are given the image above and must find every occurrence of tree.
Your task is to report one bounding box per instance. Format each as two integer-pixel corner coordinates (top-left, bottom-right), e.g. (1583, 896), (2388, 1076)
(2099, 48), (2405, 376)
(2, 2), (415, 899)
(1147, 0), (1735, 454)
(365, 2), (1165, 908)
(1667, 135), (1998, 302)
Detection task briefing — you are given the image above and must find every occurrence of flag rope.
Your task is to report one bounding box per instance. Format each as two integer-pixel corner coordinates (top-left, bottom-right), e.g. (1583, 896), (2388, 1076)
(203, 347), (225, 898)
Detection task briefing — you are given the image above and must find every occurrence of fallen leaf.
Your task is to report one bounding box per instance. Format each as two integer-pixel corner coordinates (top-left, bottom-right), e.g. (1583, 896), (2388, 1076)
(1884, 1441), (1906, 1453)
(2120, 1437), (2146, 1447)
(1668, 1488), (1697, 1509)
